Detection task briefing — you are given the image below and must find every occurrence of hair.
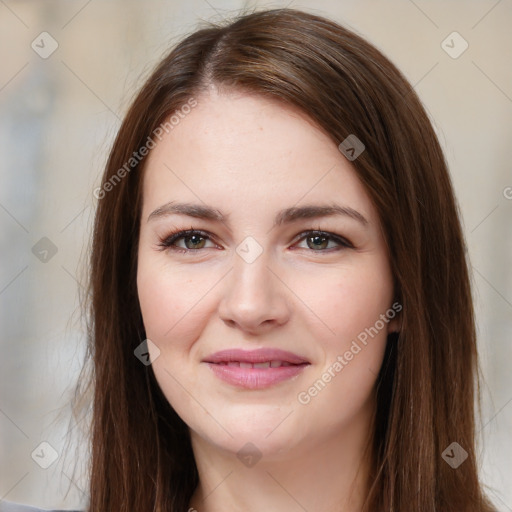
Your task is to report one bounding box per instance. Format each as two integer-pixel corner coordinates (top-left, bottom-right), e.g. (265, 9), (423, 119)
(75, 7), (496, 512)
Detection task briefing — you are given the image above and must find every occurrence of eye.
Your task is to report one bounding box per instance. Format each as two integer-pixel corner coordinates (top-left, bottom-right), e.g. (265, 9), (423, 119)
(157, 229), (218, 253)
(156, 228), (353, 254)
(293, 230), (353, 252)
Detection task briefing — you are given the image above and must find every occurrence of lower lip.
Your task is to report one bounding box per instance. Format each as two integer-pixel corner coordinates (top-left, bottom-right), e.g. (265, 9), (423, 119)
(205, 363), (309, 389)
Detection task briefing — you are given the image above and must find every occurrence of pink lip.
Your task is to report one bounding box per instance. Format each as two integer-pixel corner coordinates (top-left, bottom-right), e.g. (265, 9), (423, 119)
(202, 348), (310, 390)
(204, 348), (309, 365)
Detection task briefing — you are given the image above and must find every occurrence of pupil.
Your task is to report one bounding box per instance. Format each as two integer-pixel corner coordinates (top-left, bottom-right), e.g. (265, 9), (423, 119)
(309, 235), (327, 250)
(186, 235), (204, 249)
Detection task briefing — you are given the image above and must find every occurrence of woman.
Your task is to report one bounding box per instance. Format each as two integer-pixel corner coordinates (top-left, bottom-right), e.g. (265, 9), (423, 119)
(67, 6), (495, 512)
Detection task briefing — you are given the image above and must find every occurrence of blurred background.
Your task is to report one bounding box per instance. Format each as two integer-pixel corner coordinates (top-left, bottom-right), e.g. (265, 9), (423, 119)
(0, 0), (511, 510)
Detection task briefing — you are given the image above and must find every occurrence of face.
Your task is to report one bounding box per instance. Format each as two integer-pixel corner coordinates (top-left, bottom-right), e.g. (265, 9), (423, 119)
(137, 88), (400, 459)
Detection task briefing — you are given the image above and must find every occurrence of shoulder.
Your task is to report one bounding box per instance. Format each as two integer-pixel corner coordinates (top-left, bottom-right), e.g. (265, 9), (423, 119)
(0, 502), (82, 512)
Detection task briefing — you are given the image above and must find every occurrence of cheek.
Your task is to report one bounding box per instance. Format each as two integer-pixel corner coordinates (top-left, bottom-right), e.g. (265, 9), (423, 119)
(291, 259), (394, 418)
(136, 256), (214, 344)
(291, 256), (394, 346)
(299, 308), (389, 406)
(136, 258), (219, 431)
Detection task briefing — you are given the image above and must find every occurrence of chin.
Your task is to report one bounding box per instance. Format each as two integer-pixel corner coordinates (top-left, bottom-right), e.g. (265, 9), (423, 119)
(189, 406), (307, 458)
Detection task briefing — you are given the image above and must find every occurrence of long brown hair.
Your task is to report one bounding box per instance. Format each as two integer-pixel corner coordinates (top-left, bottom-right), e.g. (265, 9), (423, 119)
(76, 7), (496, 511)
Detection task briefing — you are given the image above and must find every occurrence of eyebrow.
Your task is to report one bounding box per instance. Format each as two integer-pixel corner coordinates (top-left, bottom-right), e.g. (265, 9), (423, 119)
(147, 201), (369, 227)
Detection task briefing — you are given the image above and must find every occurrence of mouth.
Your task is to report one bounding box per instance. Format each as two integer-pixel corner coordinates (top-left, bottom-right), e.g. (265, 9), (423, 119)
(202, 348), (310, 389)
(212, 360), (303, 368)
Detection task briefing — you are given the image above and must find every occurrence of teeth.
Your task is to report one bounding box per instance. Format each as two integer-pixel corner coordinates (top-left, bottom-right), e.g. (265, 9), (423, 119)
(219, 360), (294, 368)
(253, 362), (270, 369)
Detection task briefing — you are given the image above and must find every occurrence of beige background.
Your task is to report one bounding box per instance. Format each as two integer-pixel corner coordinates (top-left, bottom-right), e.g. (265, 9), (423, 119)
(0, 0), (511, 510)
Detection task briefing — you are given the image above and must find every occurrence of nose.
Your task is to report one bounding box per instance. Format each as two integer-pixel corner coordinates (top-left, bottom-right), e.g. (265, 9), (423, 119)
(217, 249), (291, 335)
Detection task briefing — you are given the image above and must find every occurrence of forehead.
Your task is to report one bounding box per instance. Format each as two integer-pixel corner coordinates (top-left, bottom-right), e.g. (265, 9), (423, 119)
(141, 89), (376, 223)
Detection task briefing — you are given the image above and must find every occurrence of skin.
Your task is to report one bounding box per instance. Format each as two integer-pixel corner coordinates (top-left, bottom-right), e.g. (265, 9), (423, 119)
(137, 87), (400, 512)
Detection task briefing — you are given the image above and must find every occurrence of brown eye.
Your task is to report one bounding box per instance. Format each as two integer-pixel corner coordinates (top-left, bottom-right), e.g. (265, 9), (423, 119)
(182, 234), (207, 249)
(306, 234), (329, 250)
(157, 229), (217, 252)
(294, 230), (352, 252)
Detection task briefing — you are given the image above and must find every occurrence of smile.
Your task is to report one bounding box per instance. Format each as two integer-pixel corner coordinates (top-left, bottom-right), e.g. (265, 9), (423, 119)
(203, 348), (310, 389)
(215, 360), (296, 368)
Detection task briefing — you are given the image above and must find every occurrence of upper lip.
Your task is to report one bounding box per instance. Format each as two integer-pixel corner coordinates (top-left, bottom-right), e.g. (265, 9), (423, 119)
(203, 348), (310, 365)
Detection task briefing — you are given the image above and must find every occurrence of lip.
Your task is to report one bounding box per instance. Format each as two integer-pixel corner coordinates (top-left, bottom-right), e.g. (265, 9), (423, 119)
(202, 348), (310, 390)
(203, 348), (309, 365)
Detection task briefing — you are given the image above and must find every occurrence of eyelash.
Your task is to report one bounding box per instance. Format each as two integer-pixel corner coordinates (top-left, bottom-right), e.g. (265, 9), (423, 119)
(156, 228), (353, 254)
